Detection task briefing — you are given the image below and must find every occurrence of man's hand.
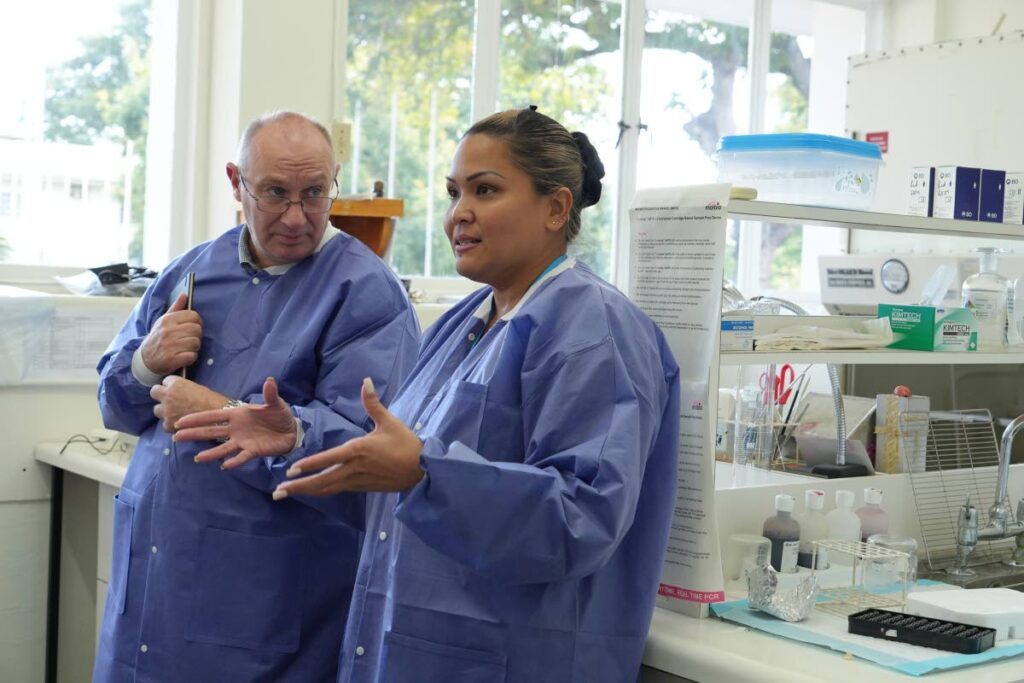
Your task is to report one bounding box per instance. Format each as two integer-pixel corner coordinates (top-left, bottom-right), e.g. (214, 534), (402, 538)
(174, 377), (298, 468)
(151, 375), (229, 432)
(140, 292), (203, 376)
(271, 378), (423, 500)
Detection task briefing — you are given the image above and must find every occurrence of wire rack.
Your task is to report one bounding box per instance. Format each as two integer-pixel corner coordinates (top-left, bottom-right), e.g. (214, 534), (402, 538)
(904, 409), (1008, 569)
(812, 539), (909, 617)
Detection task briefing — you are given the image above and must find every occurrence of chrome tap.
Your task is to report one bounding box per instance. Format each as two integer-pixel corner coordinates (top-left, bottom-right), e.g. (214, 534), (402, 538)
(951, 415), (1024, 572)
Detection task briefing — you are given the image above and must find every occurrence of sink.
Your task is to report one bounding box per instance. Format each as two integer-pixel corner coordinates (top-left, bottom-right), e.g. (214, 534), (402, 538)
(919, 560), (1024, 591)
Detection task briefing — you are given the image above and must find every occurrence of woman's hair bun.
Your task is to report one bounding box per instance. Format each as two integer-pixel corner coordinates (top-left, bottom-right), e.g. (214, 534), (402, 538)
(571, 131), (605, 208)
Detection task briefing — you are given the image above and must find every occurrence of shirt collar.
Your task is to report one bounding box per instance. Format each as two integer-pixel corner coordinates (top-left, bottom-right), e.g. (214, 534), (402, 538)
(471, 256), (575, 322)
(238, 225), (339, 275)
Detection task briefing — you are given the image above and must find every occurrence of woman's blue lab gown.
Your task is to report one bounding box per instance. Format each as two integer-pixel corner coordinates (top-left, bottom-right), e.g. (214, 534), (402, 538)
(338, 259), (680, 683)
(92, 227), (420, 682)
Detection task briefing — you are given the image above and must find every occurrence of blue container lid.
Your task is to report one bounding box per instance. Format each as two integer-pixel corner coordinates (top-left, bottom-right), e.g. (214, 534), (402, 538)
(717, 133), (883, 160)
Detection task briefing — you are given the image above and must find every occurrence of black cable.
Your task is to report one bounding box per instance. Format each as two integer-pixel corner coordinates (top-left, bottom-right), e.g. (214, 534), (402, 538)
(59, 434), (120, 456)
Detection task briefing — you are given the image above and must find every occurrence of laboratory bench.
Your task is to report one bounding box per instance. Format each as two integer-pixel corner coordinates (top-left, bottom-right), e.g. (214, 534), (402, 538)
(642, 606), (1024, 682)
(36, 440), (1024, 683)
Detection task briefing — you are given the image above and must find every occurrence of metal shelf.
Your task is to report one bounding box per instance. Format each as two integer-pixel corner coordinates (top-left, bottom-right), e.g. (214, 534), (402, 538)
(728, 200), (1024, 239)
(721, 350), (1024, 366)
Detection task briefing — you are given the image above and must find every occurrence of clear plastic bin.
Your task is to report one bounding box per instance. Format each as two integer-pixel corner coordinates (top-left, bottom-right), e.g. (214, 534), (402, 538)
(717, 133), (883, 210)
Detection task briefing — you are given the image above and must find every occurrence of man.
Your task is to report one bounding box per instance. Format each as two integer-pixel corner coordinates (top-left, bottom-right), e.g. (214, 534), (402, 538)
(93, 111), (420, 682)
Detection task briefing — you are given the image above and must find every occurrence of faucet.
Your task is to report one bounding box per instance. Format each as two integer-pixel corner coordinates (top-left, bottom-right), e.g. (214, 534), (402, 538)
(951, 414), (1024, 573)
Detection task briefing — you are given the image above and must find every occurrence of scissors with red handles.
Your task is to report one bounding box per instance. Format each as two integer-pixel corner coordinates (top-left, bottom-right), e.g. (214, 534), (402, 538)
(759, 363), (795, 405)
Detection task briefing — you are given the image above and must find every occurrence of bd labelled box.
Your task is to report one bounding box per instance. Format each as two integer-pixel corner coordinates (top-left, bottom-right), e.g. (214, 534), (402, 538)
(1004, 172), (1024, 224)
(908, 167), (934, 217)
(934, 166), (980, 220)
(979, 169), (1005, 223)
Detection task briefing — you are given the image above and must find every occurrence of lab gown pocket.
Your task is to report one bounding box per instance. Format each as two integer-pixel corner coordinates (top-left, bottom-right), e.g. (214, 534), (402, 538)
(108, 495), (134, 615)
(381, 631), (507, 683)
(428, 380), (487, 453)
(184, 526), (303, 653)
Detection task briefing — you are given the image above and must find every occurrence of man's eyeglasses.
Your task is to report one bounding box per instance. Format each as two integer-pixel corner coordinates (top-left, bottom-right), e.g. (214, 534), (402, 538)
(238, 172), (338, 214)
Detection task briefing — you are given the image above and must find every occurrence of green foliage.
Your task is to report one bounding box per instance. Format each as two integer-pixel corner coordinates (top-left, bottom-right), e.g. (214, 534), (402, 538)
(345, 0), (622, 280)
(767, 227), (802, 289)
(348, 4), (811, 285)
(44, 0), (151, 264)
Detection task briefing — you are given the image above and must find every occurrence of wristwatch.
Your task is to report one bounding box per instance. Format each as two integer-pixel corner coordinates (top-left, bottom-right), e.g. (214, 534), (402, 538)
(217, 399), (244, 443)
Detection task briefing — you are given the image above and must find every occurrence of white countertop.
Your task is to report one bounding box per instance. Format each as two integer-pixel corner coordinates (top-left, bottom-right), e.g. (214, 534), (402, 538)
(644, 606), (1024, 682)
(35, 440), (129, 488)
(36, 441), (1024, 681)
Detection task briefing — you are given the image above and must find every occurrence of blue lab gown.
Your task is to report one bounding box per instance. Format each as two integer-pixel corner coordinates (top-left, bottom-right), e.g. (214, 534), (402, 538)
(93, 226), (420, 683)
(338, 259), (680, 683)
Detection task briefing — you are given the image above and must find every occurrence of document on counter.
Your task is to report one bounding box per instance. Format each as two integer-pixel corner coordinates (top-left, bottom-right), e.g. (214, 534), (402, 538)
(629, 184), (730, 612)
(25, 308), (126, 381)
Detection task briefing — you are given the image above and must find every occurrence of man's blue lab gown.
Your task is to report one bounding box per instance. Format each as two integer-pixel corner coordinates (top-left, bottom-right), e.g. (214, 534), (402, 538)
(92, 226), (420, 683)
(338, 259), (680, 683)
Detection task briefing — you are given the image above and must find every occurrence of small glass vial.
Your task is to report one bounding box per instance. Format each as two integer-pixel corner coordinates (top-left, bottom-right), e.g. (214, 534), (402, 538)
(961, 247), (1008, 350)
(762, 494), (800, 573)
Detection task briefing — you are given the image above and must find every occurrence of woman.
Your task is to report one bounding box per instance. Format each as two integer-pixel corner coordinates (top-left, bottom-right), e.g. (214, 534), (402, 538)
(176, 108), (680, 682)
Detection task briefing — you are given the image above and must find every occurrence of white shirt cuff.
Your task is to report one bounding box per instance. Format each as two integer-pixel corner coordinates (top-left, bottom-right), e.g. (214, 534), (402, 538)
(131, 347), (164, 387)
(293, 418), (305, 451)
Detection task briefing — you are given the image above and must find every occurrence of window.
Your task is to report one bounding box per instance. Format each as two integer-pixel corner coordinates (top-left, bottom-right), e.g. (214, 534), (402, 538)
(342, 0), (474, 278)
(496, 2), (623, 281)
(0, 0), (151, 266)
(339, 1), (866, 295)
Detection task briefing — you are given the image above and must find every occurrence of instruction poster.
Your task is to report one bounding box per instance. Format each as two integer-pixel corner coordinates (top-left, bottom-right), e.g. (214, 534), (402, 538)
(629, 184), (729, 613)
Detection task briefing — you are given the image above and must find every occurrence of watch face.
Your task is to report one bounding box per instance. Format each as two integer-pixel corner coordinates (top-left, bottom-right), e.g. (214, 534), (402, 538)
(880, 258), (910, 294)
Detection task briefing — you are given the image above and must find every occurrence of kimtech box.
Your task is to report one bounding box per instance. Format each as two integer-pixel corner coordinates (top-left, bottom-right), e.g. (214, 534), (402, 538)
(878, 304), (977, 351)
(933, 166), (980, 220)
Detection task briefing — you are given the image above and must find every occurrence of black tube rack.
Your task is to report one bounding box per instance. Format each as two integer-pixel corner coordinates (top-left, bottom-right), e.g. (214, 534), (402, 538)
(848, 608), (996, 654)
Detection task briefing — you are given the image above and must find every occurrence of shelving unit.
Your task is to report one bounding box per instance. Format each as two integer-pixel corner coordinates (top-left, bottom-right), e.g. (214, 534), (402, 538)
(723, 350), (1024, 365)
(725, 201), (1024, 367)
(729, 199), (1024, 240)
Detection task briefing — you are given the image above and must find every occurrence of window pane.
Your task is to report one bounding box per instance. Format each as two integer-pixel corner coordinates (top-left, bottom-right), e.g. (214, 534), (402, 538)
(343, 0), (474, 277)
(496, 1), (623, 282)
(636, 3), (752, 287)
(755, 9), (814, 291)
(0, 0), (151, 266)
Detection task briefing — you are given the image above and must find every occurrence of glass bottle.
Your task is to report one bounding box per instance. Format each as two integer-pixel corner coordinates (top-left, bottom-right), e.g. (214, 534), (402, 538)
(961, 247), (1008, 350)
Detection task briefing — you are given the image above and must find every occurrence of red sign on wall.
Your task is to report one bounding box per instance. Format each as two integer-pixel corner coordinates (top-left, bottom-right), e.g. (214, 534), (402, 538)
(865, 131), (889, 153)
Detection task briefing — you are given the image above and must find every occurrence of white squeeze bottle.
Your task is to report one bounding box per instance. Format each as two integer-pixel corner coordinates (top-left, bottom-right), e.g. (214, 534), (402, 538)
(855, 487), (890, 541)
(794, 489), (829, 569)
(826, 490), (861, 564)
(762, 494), (801, 574)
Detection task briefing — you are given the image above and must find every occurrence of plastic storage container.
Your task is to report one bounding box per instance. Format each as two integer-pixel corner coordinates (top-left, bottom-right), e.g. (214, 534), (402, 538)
(716, 133), (883, 210)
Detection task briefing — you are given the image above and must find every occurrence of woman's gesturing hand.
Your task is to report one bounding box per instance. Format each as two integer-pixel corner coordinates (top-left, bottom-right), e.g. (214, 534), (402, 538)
(272, 378), (424, 500)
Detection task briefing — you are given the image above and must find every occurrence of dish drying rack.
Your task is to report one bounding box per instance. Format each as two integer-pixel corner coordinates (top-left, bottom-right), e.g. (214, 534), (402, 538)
(901, 409), (1007, 569)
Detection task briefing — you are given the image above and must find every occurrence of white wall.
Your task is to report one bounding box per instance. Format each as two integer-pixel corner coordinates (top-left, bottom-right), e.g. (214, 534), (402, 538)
(884, 0), (1024, 49)
(145, 0), (340, 269)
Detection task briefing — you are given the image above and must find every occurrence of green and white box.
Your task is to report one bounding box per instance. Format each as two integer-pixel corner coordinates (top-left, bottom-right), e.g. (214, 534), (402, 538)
(878, 304), (977, 351)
